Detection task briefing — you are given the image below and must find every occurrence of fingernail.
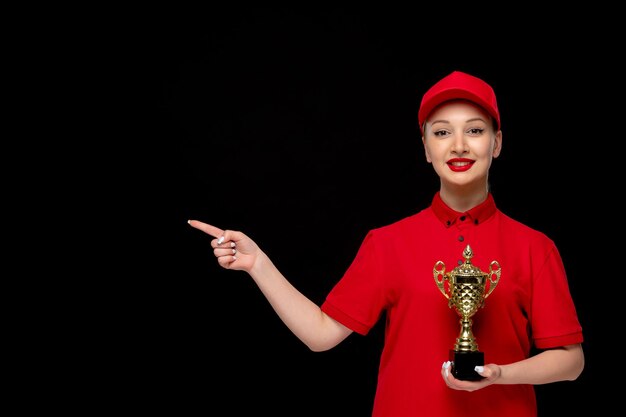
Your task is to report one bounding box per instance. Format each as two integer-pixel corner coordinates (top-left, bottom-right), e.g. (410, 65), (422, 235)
(474, 366), (484, 373)
(230, 242), (236, 247)
(232, 255), (237, 260)
(217, 236), (224, 245)
(232, 249), (237, 254)
(442, 361), (451, 377)
(187, 220), (191, 224)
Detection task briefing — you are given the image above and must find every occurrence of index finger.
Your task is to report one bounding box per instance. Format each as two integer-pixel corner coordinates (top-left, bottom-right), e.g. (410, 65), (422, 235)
(187, 220), (224, 238)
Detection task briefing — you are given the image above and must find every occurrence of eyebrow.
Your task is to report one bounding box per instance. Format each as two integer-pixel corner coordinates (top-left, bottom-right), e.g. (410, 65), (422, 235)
(430, 117), (488, 126)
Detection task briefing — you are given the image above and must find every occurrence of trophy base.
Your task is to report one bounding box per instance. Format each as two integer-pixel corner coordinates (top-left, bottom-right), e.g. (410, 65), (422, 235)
(450, 350), (485, 381)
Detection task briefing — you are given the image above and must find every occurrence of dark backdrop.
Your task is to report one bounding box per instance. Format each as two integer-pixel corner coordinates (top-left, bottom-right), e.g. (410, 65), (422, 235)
(109, 9), (615, 416)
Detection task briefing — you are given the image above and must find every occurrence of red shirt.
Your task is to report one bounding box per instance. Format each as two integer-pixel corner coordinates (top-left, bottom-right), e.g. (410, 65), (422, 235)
(321, 192), (583, 417)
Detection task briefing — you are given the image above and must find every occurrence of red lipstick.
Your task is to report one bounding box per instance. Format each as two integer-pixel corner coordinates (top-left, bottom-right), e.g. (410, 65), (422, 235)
(447, 158), (474, 172)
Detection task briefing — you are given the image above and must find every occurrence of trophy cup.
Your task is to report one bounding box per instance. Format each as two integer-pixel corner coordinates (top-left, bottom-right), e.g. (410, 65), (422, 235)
(433, 245), (501, 381)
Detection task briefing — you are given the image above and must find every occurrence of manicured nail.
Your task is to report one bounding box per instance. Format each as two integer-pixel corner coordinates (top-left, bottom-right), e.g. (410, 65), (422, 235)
(232, 248), (237, 254)
(187, 220), (191, 224)
(442, 361), (451, 378)
(217, 236), (224, 245)
(474, 366), (484, 373)
(230, 242), (236, 247)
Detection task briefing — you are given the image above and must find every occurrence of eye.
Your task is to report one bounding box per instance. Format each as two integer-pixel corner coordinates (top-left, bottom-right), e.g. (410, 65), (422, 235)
(433, 129), (451, 137)
(467, 127), (485, 135)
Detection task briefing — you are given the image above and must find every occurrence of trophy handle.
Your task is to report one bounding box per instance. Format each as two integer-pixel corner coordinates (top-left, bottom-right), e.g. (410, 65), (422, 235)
(484, 260), (502, 299)
(433, 261), (449, 299)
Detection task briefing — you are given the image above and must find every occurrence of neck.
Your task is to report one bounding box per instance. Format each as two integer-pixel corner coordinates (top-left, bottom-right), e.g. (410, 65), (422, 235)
(439, 184), (489, 212)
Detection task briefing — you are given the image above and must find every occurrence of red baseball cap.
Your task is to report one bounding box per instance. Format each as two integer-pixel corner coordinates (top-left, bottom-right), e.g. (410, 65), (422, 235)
(418, 71), (500, 133)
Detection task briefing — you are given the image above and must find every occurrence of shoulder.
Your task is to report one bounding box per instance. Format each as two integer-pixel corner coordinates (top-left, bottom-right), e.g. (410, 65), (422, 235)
(496, 209), (556, 248)
(368, 206), (434, 239)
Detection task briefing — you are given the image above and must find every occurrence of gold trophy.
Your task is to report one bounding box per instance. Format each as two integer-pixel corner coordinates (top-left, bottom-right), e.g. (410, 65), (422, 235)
(433, 245), (501, 381)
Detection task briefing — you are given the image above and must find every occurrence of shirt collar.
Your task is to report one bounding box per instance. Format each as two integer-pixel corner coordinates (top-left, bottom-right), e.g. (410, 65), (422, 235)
(431, 192), (497, 227)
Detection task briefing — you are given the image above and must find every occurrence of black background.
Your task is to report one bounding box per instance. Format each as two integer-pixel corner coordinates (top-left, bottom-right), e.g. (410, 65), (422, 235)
(101, 8), (617, 416)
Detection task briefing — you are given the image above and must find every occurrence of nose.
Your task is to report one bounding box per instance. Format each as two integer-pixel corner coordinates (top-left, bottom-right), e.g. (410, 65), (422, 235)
(451, 132), (468, 155)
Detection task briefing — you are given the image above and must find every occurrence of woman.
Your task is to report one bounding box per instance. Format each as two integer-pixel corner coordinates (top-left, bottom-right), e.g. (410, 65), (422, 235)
(188, 70), (584, 417)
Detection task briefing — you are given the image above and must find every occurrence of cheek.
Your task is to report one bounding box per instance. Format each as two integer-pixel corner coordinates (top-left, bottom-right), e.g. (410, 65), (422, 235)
(424, 143), (446, 163)
(475, 143), (495, 158)
(424, 148), (432, 162)
(423, 143), (432, 162)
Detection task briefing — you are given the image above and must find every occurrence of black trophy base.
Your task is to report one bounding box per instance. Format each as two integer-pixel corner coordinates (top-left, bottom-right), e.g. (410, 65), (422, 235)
(450, 350), (485, 381)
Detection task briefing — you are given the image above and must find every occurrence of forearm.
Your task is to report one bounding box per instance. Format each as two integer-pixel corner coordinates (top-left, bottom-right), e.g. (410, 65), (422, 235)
(249, 252), (351, 352)
(497, 344), (584, 385)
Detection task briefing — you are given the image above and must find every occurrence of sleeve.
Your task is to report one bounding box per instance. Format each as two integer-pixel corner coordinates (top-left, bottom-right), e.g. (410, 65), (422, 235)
(321, 230), (387, 335)
(531, 243), (584, 349)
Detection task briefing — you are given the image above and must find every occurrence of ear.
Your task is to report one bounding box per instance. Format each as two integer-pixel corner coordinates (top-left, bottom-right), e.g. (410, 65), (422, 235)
(422, 136), (432, 163)
(492, 131), (503, 158)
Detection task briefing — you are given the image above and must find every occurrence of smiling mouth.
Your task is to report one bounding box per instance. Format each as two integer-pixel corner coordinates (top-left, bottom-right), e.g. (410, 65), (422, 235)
(447, 161), (474, 172)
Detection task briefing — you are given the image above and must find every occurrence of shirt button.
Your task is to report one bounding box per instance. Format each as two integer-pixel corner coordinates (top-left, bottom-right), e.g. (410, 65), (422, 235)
(458, 236), (464, 242)
(474, 219), (479, 225)
(446, 220), (451, 226)
(460, 216), (466, 221)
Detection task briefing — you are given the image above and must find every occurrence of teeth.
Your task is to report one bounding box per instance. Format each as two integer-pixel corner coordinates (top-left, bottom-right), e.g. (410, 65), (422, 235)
(451, 162), (470, 166)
